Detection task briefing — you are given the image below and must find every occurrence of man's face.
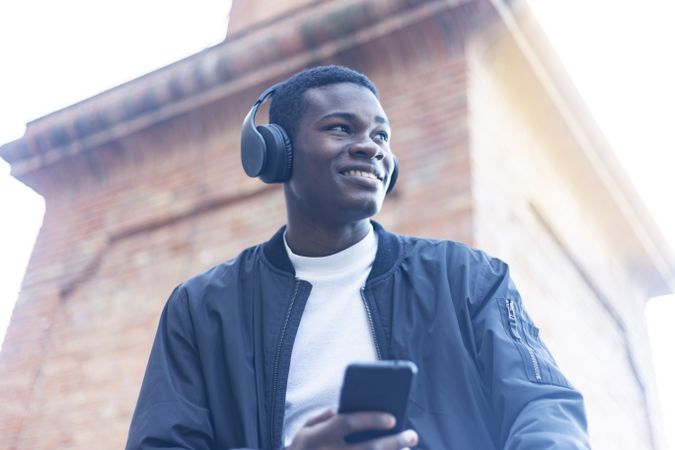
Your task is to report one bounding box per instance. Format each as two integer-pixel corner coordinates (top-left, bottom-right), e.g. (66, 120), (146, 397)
(284, 82), (395, 226)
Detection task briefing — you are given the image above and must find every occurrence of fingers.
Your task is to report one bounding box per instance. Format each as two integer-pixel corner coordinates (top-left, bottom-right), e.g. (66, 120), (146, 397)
(351, 429), (419, 450)
(334, 411), (396, 436)
(289, 411), (418, 450)
(350, 429), (418, 450)
(291, 411), (389, 449)
(303, 408), (335, 427)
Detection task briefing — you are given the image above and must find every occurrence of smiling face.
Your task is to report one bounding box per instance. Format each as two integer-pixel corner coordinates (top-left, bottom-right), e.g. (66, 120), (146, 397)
(284, 82), (395, 228)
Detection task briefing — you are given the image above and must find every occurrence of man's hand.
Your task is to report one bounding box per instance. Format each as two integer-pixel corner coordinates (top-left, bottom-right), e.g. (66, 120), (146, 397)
(287, 409), (418, 450)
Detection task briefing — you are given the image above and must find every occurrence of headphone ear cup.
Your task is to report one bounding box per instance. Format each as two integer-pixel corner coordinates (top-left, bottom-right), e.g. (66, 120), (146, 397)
(386, 158), (399, 194)
(241, 110), (267, 178)
(256, 124), (293, 183)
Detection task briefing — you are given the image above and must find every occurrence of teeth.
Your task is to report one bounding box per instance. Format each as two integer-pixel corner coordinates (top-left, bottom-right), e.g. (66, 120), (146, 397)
(345, 170), (379, 181)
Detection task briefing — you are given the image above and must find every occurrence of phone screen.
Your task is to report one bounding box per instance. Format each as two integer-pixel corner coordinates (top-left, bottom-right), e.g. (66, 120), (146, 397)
(338, 360), (417, 443)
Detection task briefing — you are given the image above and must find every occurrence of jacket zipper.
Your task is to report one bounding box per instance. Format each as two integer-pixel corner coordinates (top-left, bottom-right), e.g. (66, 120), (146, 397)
(270, 280), (301, 447)
(506, 299), (542, 381)
(360, 287), (382, 360)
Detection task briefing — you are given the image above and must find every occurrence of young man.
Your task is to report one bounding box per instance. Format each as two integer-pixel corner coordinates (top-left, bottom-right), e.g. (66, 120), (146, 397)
(126, 66), (590, 449)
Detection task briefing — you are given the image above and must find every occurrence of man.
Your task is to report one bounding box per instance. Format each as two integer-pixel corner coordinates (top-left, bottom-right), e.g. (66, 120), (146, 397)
(126, 66), (590, 449)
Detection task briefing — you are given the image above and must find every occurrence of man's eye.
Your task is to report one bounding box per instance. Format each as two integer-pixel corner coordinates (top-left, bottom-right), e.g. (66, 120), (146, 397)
(328, 124), (349, 133)
(375, 131), (389, 142)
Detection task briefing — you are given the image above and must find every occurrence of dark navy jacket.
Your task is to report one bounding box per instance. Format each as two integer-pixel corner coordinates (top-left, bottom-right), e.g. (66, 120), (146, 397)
(126, 223), (590, 449)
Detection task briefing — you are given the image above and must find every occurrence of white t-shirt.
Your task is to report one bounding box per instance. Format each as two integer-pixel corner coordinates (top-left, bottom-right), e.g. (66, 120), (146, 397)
(282, 226), (379, 446)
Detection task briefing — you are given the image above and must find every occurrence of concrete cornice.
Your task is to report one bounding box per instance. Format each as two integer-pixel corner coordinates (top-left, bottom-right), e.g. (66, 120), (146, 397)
(0, 0), (471, 181)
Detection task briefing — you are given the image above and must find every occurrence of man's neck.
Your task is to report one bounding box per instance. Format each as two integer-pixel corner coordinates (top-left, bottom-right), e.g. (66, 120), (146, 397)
(284, 219), (372, 257)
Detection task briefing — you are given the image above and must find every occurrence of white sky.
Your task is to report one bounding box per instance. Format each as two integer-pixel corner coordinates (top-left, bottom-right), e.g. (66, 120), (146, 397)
(0, 0), (673, 447)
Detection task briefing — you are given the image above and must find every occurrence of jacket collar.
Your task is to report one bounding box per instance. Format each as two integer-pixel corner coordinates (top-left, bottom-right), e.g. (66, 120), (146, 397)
(261, 221), (401, 281)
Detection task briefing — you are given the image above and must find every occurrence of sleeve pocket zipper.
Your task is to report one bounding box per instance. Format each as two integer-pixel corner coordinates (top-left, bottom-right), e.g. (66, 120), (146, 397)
(505, 299), (543, 382)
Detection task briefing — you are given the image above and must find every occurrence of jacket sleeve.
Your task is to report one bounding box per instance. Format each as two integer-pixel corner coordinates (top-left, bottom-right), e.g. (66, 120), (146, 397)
(125, 286), (259, 450)
(468, 255), (591, 450)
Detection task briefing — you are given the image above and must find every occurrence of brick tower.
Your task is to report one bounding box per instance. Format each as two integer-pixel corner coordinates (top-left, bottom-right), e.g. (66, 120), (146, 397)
(1, 0), (673, 449)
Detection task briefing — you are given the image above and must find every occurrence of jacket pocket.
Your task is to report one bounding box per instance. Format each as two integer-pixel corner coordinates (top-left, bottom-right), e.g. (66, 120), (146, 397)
(499, 298), (570, 387)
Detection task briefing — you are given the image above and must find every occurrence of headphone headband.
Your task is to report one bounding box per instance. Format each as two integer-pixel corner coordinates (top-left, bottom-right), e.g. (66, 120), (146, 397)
(255, 83), (282, 105)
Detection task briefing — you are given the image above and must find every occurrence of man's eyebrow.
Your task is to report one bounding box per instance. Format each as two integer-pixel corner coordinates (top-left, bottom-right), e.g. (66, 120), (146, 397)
(375, 115), (389, 125)
(318, 112), (390, 125)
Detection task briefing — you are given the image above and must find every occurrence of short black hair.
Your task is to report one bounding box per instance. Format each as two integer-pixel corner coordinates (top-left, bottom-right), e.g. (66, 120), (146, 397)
(269, 65), (379, 141)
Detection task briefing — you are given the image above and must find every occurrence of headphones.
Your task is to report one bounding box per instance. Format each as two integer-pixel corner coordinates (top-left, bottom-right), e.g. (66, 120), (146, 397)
(240, 83), (398, 193)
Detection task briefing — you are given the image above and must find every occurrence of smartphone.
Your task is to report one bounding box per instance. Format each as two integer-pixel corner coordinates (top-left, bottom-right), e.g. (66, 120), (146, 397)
(338, 360), (417, 444)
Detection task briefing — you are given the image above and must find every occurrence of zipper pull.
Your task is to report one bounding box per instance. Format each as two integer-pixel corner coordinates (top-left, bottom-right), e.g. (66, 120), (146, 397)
(506, 299), (521, 340)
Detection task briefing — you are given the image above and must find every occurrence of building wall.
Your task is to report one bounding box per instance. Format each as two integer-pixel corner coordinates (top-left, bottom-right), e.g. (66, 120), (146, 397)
(2, 2), (668, 448)
(468, 28), (666, 450)
(0, 17), (474, 450)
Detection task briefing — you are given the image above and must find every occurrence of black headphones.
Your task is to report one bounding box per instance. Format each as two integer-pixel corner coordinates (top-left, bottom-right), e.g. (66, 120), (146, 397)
(240, 83), (398, 193)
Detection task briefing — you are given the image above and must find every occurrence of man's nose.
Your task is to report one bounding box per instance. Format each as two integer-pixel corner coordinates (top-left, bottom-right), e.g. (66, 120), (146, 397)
(348, 138), (384, 160)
